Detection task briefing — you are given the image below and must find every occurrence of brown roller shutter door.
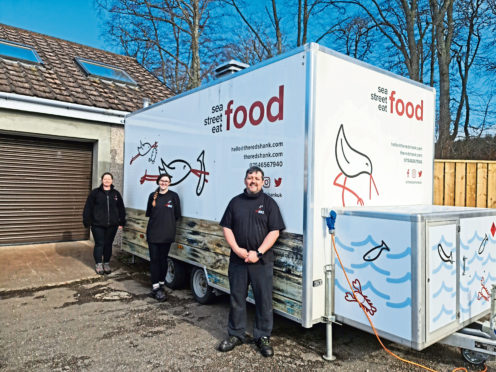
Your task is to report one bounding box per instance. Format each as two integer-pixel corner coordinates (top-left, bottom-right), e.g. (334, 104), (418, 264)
(0, 134), (93, 245)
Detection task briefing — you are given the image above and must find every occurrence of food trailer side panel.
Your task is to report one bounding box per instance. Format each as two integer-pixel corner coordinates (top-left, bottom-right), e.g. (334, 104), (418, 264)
(327, 206), (496, 350)
(307, 47), (436, 325)
(123, 50), (308, 319)
(459, 216), (496, 323)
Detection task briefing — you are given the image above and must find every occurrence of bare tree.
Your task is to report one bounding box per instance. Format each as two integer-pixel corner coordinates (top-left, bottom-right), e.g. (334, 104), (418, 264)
(323, 16), (374, 59)
(96, 0), (217, 93)
(222, 0), (340, 61)
(451, 0), (491, 139)
(336, 0), (432, 83)
(221, 0), (281, 58)
(296, 0), (340, 46)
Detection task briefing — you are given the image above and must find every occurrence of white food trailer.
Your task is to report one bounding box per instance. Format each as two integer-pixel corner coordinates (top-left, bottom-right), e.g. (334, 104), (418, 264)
(123, 43), (496, 363)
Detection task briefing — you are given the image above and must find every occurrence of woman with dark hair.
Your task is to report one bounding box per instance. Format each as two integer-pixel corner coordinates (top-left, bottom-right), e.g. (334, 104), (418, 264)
(83, 172), (126, 275)
(145, 174), (181, 301)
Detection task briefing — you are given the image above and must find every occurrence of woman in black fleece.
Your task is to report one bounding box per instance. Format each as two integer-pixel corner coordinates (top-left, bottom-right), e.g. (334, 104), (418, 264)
(145, 174), (181, 301)
(83, 172), (126, 275)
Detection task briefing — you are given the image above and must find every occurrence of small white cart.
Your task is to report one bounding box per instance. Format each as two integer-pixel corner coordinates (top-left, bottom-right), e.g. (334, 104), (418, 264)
(321, 205), (496, 364)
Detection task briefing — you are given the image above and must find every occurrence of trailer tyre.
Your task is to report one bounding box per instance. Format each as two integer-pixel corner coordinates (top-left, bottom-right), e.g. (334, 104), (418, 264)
(461, 348), (489, 366)
(165, 258), (187, 289)
(190, 267), (215, 304)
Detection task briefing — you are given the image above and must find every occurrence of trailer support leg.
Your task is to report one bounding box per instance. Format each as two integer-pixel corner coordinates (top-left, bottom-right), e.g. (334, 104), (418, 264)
(491, 284), (496, 338)
(322, 265), (336, 361)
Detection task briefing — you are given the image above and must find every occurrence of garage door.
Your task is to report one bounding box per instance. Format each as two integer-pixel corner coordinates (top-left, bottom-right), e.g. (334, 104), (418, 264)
(0, 134), (93, 245)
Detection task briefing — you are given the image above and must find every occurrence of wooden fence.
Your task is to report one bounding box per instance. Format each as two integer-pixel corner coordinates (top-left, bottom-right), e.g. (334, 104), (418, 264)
(433, 160), (496, 208)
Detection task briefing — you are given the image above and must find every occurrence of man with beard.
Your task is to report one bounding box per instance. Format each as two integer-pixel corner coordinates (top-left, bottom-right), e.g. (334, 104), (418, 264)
(218, 166), (285, 357)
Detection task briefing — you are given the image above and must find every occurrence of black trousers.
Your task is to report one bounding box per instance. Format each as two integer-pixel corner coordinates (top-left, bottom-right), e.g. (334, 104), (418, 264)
(228, 260), (274, 340)
(91, 225), (118, 264)
(148, 242), (171, 285)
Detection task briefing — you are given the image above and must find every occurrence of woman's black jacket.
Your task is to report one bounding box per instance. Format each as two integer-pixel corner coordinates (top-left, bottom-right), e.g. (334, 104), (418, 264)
(83, 184), (126, 228)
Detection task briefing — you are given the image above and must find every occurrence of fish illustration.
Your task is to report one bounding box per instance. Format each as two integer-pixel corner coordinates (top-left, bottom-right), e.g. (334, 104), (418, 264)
(344, 278), (377, 316)
(363, 240), (390, 262)
(437, 243), (454, 264)
(478, 234), (488, 255)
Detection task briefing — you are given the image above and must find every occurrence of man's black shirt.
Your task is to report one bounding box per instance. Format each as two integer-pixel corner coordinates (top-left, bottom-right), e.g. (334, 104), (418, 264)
(220, 189), (285, 264)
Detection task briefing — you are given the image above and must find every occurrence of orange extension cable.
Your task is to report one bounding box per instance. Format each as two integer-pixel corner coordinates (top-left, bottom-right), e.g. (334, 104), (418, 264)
(330, 234), (487, 372)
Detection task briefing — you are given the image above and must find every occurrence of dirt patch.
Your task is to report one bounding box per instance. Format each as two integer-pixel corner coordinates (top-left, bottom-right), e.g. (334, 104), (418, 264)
(23, 354), (92, 371)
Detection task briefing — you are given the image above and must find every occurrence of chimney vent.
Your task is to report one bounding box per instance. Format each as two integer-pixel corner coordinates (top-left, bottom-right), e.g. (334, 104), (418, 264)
(214, 60), (249, 79)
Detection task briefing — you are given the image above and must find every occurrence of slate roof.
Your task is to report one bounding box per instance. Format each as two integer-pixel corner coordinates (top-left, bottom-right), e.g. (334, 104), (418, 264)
(0, 24), (172, 112)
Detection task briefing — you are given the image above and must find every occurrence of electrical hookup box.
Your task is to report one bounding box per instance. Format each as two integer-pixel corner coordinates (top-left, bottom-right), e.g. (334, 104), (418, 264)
(323, 205), (496, 350)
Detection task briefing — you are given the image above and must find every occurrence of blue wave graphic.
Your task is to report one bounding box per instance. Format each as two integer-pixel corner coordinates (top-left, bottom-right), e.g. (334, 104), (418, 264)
(467, 292), (479, 306)
(468, 231), (484, 244)
(490, 235), (496, 244)
(433, 282), (454, 298)
(334, 237), (355, 252)
(335, 278), (348, 294)
(351, 262), (390, 276)
(468, 273), (483, 285)
(336, 259), (354, 275)
(451, 291), (456, 298)
(433, 305), (454, 323)
(460, 293), (483, 312)
(460, 240), (470, 251)
(487, 273), (496, 281)
(386, 297), (411, 309)
(350, 235), (378, 247)
(482, 255), (496, 265)
(460, 283), (469, 293)
(361, 281), (391, 300)
(387, 247), (411, 259)
(387, 272), (411, 284)
(439, 235), (454, 247)
(432, 261), (454, 274)
(468, 253), (484, 265)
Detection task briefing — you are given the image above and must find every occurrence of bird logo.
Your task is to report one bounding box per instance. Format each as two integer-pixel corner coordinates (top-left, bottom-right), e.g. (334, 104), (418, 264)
(130, 140), (158, 164)
(140, 150), (209, 196)
(333, 124), (379, 206)
(274, 178), (282, 187)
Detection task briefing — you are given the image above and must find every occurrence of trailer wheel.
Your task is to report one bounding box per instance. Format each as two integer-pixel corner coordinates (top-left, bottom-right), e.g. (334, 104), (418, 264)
(461, 348), (489, 366)
(190, 267), (215, 304)
(165, 258), (187, 289)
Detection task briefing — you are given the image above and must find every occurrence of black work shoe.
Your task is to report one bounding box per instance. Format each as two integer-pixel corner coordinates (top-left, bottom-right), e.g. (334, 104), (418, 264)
(218, 336), (243, 352)
(255, 336), (274, 357)
(149, 288), (167, 302)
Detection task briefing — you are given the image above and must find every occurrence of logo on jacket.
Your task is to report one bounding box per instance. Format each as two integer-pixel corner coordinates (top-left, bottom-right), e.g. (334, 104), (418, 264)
(165, 201), (173, 208)
(114, 195), (118, 201)
(255, 204), (264, 215)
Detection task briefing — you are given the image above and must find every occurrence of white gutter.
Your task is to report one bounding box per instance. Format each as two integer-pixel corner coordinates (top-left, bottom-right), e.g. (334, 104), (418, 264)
(0, 92), (129, 124)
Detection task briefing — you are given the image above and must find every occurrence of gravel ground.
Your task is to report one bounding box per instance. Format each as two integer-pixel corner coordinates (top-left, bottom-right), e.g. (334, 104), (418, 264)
(0, 253), (494, 372)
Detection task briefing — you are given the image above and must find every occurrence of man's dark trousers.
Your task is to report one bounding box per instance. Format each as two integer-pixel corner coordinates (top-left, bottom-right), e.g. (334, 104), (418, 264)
(227, 259), (274, 340)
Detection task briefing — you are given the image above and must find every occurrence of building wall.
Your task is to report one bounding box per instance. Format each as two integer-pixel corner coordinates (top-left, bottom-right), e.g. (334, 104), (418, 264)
(0, 108), (124, 189)
(0, 108), (125, 246)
